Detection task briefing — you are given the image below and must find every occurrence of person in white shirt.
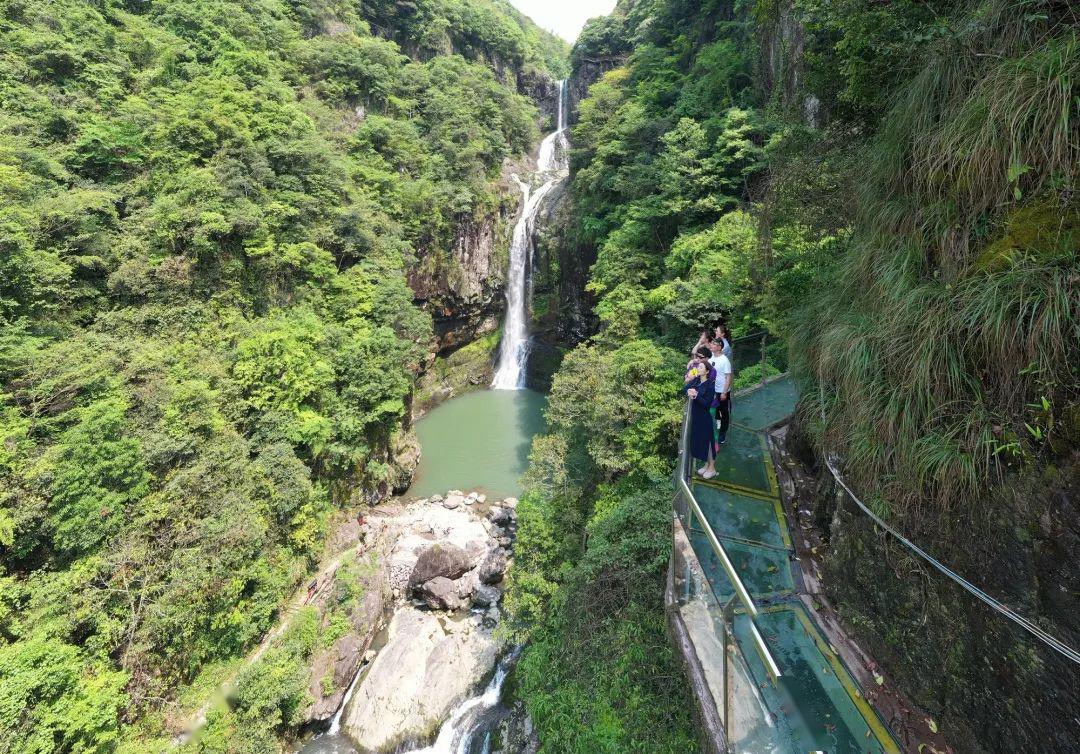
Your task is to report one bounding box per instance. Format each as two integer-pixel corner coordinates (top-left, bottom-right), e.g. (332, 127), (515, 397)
(713, 322), (733, 361)
(708, 338), (733, 446)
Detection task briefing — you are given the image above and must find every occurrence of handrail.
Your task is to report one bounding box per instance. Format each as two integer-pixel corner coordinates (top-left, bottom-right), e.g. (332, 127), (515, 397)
(816, 382), (1080, 665)
(677, 398), (783, 681)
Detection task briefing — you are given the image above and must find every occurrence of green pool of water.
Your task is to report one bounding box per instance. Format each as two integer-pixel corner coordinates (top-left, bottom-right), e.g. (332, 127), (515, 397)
(409, 389), (547, 499)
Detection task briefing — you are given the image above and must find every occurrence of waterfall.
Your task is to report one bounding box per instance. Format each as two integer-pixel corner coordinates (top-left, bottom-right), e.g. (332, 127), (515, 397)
(401, 648), (522, 754)
(491, 80), (569, 390)
(327, 652), (367, 735)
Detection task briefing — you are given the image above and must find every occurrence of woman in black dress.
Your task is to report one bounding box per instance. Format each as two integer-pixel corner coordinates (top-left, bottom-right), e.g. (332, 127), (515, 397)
(683, 346), (717, 479)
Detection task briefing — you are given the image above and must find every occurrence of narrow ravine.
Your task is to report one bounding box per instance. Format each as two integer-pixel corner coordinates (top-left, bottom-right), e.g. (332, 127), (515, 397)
(492, 79), (569, 389)
(294, 79), (570, 754)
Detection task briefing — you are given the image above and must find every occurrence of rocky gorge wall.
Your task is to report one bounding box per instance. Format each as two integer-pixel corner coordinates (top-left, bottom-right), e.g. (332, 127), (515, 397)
(408, 74), (595, 409)
(291, 493), (523, 750)
(752, 4), (1080, 751)
(784, 415), (1080, 754)
(406, 79), (562, 419)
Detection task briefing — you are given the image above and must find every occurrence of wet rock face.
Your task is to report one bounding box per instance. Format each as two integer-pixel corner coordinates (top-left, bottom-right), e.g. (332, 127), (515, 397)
(303, 541), (391, 724)
(472, 583), (502, 608)
(409, 211), (508, 355)
(789, 411), (1080, 753)
(478, 548), (509, 585)
(307, 633), (364, 722)
(489, 700), (540, 754)
(527, 175), (597, 391)
(341, 607), (502, 752)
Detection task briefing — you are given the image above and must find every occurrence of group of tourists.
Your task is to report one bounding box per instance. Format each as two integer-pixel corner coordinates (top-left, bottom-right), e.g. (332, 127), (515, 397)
(682, 321), (734, 480)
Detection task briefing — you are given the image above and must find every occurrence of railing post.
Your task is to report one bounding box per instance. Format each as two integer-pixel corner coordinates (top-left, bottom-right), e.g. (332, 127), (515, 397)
(722, 600), (733, 743)
(759, 333), (768, 384)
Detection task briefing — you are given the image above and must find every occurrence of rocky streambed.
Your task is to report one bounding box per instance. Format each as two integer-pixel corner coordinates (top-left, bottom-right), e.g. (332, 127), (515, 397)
(297, 491), (537, 754)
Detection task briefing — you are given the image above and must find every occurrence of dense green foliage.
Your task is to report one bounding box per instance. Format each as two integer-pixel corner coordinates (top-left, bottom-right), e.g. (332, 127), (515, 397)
(196, 552), (372, 753)
(0, 0), (563, 750)
(510, 0), (1077, 752)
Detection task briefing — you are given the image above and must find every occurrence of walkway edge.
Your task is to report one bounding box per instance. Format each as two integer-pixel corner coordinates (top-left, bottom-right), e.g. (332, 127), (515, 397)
(665, 549), (729, 754)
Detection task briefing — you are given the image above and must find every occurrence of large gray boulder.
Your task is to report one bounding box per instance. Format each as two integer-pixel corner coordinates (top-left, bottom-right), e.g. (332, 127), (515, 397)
(341, 608), (500, 752)
(419, 577), (462, 610)
(472, 583), (502, 607)
(478, 548), (508, 585)
(409, 543), (472, 587)
(487, 506), (512, 527)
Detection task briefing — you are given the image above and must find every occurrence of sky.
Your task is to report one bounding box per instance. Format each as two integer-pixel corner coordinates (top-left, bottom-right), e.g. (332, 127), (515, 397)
(509, 0), (617, 42)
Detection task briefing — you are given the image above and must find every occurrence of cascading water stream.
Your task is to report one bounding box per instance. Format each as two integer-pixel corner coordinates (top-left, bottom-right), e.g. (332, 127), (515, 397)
(401, 647), (522, 754)
(326, 653), (366, 735)
(491, 80), (569, 390)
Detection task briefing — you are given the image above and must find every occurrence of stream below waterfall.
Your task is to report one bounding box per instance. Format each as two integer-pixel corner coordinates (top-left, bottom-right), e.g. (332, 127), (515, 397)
(297, 646), (519, 754)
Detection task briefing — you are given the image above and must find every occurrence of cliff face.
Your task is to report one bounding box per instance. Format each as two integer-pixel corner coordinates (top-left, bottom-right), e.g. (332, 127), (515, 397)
(568, 56), (621, 126)
(786, 417), (1080, 754)
(408, 75), (566, 359)
(768, 3), (1080, 751)
(409, 209), (511, 355)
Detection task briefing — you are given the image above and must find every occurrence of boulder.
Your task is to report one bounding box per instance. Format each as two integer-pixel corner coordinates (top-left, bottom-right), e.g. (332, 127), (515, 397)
(503, 497), (519, 509)
(478, 548), (508, 585)
(403, 506), (489, 560)
(487, 506), (511, 526)
(443, 495), (462, 509)
(409, 543), (472, 587)
(419, 577), (462, 610)
(342, 608), (500, 752)
(472, 583), (502, 607)
(456, 573), (477, 601)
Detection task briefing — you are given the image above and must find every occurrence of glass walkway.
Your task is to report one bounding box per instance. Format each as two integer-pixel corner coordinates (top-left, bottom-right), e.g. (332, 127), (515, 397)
(671, 375), (901, 754)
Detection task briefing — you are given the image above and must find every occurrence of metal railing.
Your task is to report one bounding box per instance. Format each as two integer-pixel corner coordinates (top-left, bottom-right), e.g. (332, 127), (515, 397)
(673, 395), (783, 739)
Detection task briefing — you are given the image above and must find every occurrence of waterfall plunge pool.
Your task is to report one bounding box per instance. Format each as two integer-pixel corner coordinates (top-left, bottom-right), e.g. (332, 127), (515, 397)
(408, 388), (547, 500)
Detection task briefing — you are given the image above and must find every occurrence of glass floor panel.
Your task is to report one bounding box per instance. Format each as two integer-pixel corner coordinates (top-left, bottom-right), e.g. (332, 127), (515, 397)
(732, 376), (801, 432)
(692, 483), (790, 550)
(708, 426), (774, 494)
(731, 605), (899, 754)
(690, 531), (795, 601)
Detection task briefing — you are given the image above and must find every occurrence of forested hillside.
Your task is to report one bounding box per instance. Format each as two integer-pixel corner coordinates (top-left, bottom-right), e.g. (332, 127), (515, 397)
(506, 0), (1077, 752)
(0, 0), (565, 750)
